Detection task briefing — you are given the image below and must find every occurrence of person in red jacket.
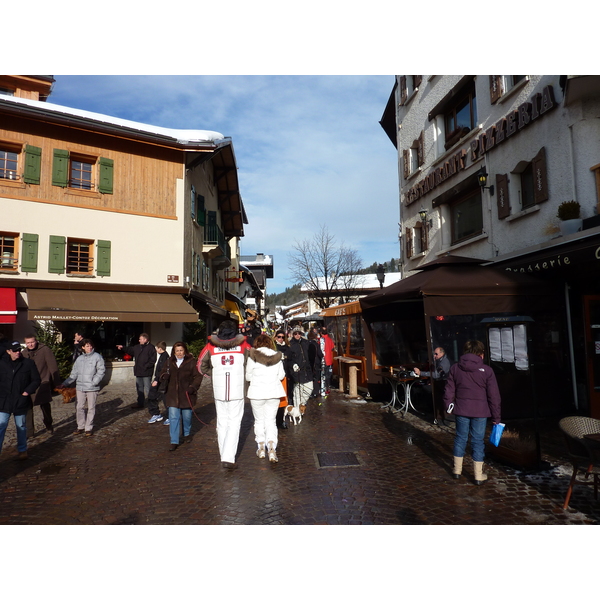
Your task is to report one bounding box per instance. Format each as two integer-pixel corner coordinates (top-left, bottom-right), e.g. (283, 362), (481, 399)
(320, 327), (335, 396)
(443, 339), (501, 485)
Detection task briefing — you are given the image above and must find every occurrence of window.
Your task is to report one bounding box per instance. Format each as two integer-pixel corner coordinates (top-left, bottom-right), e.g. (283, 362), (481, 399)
(399, 76), (422, 105)
(0, 232), (18, 270)
(0, 87), (14, 96)
(490, 76), (528, 103)
(48, 236), (110, 276)
(67, 238), (93, 274)
(70, 157), (93, 190)
(0, 148), (18, 180)
(519, 163), (535, 210)
(403, 132), (424, 180)
(498, 147), (549, 219)
(52, 150), (113, 194)
(444, 83), (477, 150)
(450, 189), (483, 244)
(414, 221), (428, 254)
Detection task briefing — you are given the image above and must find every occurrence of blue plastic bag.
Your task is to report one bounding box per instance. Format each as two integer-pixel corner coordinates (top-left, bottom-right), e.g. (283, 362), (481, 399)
(489, 423), (505, 447)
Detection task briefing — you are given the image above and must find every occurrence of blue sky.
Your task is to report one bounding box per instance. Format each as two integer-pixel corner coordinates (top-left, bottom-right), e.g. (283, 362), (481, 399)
(49, 75), (400, 294)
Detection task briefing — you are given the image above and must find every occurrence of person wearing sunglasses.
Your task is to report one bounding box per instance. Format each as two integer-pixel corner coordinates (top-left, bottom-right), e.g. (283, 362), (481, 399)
(273, 331), (292, 428)
(288, 327), (312, 410)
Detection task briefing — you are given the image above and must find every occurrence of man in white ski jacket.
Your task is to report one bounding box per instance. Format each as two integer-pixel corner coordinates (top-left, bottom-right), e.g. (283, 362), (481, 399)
(198, 321), (251, 468)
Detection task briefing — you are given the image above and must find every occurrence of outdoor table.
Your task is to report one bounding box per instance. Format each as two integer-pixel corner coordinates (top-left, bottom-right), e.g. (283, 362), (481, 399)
(379, 372), (423, 416)
(335, 356), (363, 398)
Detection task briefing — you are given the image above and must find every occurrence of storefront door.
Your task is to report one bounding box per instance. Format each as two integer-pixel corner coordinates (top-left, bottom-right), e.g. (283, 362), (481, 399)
(584, 296), (600, 419)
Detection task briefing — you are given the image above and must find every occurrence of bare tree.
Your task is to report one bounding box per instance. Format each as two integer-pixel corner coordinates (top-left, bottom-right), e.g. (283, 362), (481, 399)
(289, 226), (363, 309)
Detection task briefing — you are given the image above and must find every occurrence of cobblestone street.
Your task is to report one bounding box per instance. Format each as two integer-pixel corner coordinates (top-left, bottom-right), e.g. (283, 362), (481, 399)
(1, 380), (599, 526)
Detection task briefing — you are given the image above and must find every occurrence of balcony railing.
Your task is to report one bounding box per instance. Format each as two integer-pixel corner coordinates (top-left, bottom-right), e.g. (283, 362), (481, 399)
(204, 223), (226, 256)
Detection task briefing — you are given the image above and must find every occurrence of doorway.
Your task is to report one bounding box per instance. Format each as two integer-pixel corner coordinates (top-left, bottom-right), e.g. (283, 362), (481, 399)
(584, 296), (600, 419)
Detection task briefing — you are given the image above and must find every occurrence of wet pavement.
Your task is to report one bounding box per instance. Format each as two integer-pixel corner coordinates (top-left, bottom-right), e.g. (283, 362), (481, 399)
(1, 380), (599, 525)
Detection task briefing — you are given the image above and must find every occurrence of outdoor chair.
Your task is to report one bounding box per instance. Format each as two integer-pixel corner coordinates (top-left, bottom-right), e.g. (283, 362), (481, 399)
(558, 416), (600, 509)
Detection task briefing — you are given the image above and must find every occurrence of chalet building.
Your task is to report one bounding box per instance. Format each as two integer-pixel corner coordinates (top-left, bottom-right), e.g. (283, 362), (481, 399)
(0, 75), (247, 371)
(380, 75), (600, 418)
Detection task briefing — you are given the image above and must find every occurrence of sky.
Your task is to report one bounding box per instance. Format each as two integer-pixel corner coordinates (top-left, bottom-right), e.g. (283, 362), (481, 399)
(48, 75), (400, 295)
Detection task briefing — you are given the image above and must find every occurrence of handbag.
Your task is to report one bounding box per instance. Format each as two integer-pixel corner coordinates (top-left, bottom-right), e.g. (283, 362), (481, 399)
(489, 422), (505, 447)
(158, 365), (170, 393)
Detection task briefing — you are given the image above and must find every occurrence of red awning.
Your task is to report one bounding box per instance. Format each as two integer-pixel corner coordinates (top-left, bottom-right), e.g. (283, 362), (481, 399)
(0, 288), (17, 324)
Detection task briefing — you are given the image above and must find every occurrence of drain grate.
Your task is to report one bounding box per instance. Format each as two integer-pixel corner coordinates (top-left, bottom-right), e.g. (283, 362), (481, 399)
(315, 451), (362, 469)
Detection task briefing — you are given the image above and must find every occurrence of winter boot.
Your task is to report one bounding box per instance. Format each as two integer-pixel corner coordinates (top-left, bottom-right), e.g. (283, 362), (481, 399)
(473, 461), (488, 485)
(452, 456), (463, 479)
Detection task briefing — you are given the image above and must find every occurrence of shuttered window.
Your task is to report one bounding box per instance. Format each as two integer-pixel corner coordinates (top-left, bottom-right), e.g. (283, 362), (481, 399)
(52, 149), (69, 187)
(496, 174), (510, 219)
(98, 157), (114, 194)
(489, 76), (503, 104)
(48, 235), (66, 273)
(23, 145), (41, 184)
(96, 240), (111, 277)
(532, 147), (549, 204)
(21, 233), (38, 272)
(405, 227), (413, 259)
(197, 194), (206, 226)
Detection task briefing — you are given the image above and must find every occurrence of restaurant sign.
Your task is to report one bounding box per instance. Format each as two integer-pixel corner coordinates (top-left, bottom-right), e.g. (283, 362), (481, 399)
(405, 85), (557, 206)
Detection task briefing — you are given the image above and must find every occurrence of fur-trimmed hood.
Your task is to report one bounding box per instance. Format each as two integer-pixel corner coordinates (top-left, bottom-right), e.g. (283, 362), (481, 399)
(248, 347), (282, 367)
(209, 333), (246, 349)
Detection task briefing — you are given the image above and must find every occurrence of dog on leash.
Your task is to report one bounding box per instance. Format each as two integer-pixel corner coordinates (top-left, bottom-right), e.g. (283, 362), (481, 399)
(284, 405), (303, 425)
(55, 387), (77, 403)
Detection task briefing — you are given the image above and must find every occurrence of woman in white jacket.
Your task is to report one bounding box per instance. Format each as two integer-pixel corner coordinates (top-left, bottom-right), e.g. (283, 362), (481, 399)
(246, 334), (286, 462)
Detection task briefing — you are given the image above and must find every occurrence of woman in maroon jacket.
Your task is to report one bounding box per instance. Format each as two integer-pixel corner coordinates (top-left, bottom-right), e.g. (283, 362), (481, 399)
(443, 339), (501, 485)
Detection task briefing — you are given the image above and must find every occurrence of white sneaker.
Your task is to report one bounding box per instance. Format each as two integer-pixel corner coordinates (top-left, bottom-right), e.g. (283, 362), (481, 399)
(257, 443), (266, 459)
(148, 415), (163, 424)
(267, 442), (278, 463)
(163, 419), (170, 426)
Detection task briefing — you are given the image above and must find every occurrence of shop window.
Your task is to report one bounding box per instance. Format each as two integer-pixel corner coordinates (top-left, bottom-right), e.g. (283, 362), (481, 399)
(450, 189), (483, 245)
(52, 150), (113, 194)
(0, 232), (18, 271)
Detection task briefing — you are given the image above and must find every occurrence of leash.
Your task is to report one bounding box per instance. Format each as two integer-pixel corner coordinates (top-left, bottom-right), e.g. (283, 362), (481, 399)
(186, 391), (212, 427)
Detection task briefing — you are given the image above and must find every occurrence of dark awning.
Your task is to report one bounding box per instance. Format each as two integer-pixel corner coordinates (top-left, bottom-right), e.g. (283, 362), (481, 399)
(0, 288), (17, 324)
(27, 289), (198, 322)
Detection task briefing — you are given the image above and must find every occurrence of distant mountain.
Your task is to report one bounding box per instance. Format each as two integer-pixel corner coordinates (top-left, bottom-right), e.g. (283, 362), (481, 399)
(266, 284), (304, 312)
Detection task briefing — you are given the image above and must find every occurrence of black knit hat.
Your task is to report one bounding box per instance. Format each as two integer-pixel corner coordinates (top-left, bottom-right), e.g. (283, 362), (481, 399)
(218, 320), (237, 340)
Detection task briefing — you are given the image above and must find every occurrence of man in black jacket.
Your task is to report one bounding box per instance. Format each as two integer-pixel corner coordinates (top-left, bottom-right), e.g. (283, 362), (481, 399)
(288, 327), (313, 410)
(0, 341), (41, 460)
(117, 333), (157, 409)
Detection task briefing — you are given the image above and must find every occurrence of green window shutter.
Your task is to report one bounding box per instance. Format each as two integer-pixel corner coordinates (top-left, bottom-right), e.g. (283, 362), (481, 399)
(52, 149), (69, 187)
(197, 194), (205, 226)
(23, 145), (42, 185)
(96, 240), (111, 277)
(21, 233), (39, 272)
(98, 157), (114, 194)
(48, 235), (66, 273)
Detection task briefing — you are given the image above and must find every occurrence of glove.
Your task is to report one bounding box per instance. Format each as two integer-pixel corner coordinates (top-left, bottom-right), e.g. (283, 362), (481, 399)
(292, 364), (300, 373)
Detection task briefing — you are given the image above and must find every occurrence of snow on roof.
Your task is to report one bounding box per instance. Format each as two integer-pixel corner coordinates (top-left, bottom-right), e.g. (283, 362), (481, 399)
(0, 95), (225, 144)
(240, 254), (273, 266)
(300, 272), (402, 292)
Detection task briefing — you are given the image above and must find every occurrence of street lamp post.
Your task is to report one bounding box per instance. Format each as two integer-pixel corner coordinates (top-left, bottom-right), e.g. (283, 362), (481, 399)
(376, 264), (385, 289)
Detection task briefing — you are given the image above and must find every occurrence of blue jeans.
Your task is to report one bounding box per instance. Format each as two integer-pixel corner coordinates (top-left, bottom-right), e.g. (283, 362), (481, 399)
(168, 407), (192, 445)
(136, 376), (151, 407)
(0, 412), (27, 453)
(454, 415), (487, 462)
